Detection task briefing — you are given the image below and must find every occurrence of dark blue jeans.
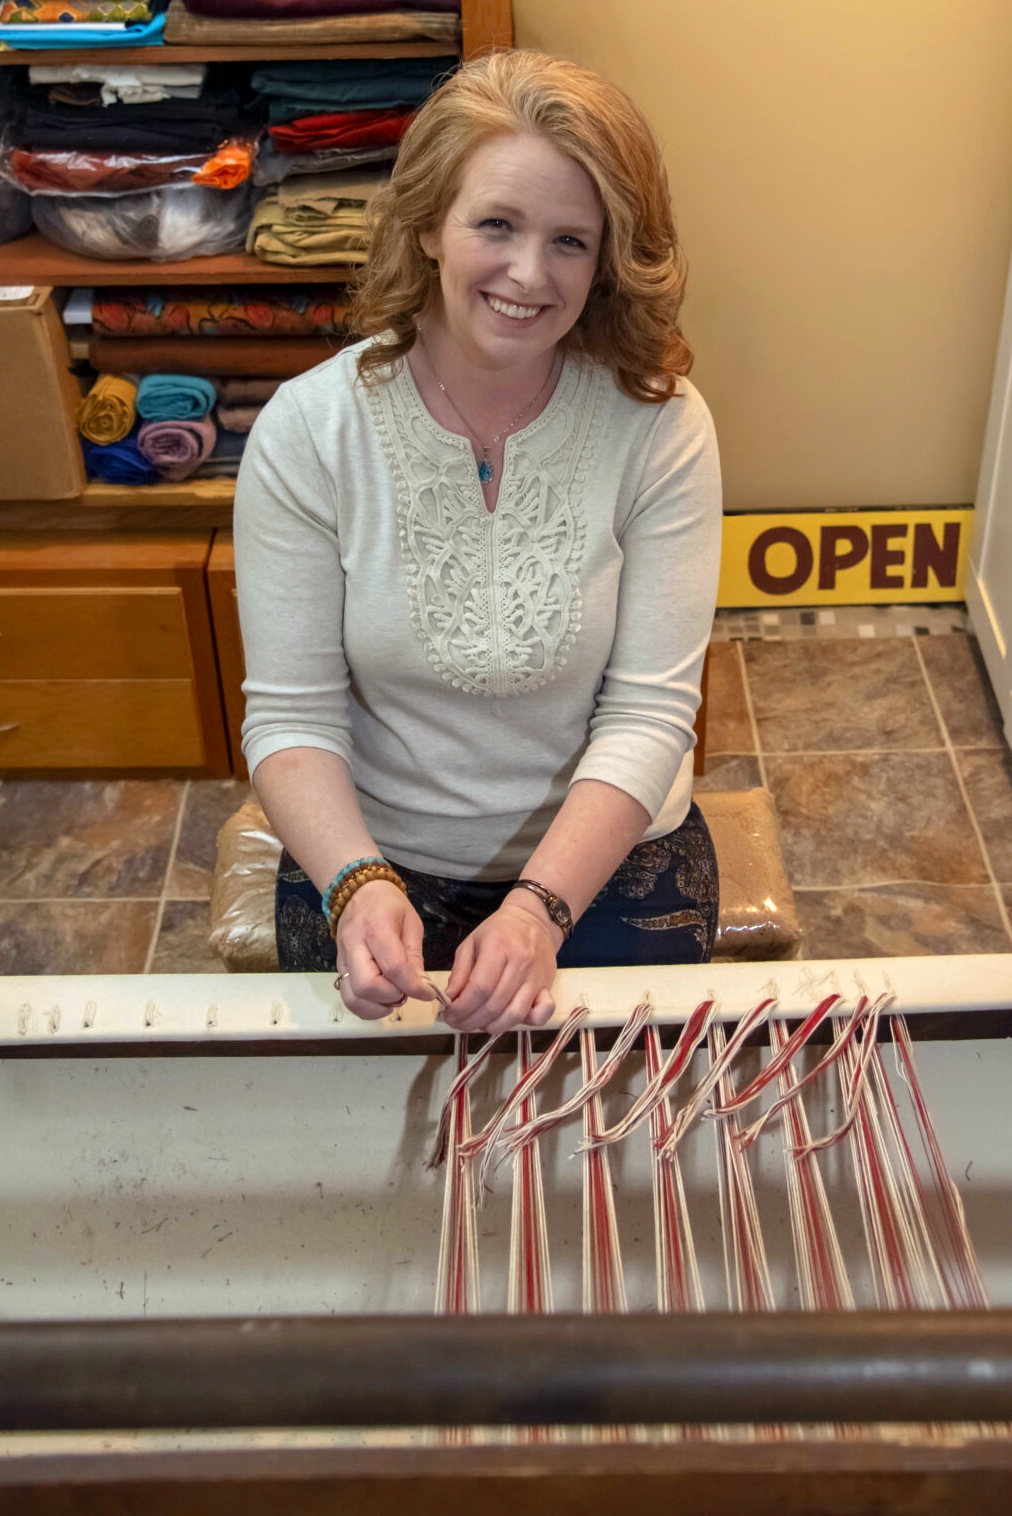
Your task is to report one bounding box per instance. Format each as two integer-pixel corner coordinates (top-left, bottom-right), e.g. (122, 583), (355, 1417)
(275, 802), (719, 971)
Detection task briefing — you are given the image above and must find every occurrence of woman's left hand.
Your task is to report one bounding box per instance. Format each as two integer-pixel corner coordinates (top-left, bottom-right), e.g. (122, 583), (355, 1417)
(443, 894), (561, 1033)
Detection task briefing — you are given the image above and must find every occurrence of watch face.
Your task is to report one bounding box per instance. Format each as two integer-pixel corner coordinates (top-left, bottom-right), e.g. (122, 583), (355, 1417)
(547, 897), (573, 935)
(515, 880), (572, 937)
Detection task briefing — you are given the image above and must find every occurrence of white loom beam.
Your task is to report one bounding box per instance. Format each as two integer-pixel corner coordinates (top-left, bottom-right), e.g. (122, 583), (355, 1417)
(0, 955), (1009, 1047)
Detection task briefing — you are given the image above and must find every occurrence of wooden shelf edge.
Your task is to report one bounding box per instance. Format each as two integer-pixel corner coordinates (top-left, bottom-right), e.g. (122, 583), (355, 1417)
(0, 41), (457, 65)
(0, 233), (361, 285)
(76, 480), (236, 508)
(0, 479), (235, 510)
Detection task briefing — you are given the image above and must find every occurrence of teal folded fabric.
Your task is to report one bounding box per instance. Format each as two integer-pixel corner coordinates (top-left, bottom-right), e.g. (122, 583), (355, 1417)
(252, 56), (456, 122)
(0, 4), (165, 47)
(136, 372), (217, 421)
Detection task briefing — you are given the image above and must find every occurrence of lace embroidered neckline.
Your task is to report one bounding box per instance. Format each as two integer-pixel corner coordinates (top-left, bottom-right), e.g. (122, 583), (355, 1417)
(393, 348), (576, 479)
(365, 353), (606, 698)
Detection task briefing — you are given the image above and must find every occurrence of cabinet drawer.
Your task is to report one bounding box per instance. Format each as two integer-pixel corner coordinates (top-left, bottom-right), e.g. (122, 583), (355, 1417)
(0, 681), (206, 767)
(0, 587), (193, 679)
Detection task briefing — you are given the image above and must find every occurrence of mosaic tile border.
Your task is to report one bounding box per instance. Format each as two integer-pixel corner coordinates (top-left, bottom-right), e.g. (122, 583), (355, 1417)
(712, 603), (971, 642)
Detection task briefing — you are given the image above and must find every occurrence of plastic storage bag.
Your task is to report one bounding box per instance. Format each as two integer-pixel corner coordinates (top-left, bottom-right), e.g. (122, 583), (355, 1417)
(31, 182), (250, 260)
(4, 137), (257, 196)
(209, 801), (283, 972)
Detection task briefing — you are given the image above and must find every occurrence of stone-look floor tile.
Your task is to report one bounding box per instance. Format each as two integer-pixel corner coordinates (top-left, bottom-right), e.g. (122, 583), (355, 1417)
(918, 634), (1006, 748)
(743, 639), (942, 752)
(957, 748), (1012, 882)
(150, 901), (226, 973)
(0, 900), (158, 974)
(692, 754), (763, 793)
(704, 642), (754, 754)
(794, 884), (1012, 959)
(0, 781), (183, 900)
(765, 752), (990, 889)
(168, 779), (254, 900)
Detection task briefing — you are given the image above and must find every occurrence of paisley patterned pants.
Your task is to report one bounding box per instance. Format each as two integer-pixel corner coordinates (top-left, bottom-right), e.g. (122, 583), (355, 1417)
(275, 802), (719, 972)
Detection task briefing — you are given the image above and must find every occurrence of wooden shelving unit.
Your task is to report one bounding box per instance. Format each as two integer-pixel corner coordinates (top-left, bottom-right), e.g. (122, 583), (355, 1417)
(78, 478), (236, 508)
(0, 0), (513, 301)
(0, 41), (455, 65)
(0, 0), (514, 772)
(0, 233), (360, 285)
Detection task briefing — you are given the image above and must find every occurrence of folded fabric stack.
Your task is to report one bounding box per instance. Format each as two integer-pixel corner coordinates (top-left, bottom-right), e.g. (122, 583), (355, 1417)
(90, 283), (351, 337)
(84, 283), (350, 371)
(194, 426), (246, 479)
(77, 369), (274, 483)
(134, 372), (217, 480)
(4, 66), (260, 255)
(74, 290), (329, 485)
(252, 136), (397, 187)
(79, 370), (220, 482)
(247, 169), (385, 266)
(195, 377), (287, 477)
(89, 333), (339, 375)
(164, 0), (460, 49)
(16, 72), (246, 154)
(0, 0), (168, 50)
(0, 67), (31, 242)
(253, 55), (454, 156)
(29, 61), (207, 106)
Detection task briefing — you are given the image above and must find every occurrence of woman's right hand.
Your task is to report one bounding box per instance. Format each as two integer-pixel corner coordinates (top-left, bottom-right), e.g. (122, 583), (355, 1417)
(334, 881), (433, 1020)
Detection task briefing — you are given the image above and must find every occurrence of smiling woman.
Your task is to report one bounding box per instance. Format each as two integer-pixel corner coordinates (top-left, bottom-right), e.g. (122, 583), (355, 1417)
(233, 51), (723, 1035)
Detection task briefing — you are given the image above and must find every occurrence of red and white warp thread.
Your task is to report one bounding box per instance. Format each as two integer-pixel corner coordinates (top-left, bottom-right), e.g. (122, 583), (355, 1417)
(431, 995), (989, 1328)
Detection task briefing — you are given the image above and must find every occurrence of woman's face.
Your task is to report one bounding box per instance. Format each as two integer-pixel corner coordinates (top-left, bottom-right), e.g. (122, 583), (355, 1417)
(419, 131), (604, 374)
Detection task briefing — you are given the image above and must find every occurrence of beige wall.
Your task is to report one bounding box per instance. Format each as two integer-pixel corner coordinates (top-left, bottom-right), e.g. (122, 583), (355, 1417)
(514, 0), (1012, 511)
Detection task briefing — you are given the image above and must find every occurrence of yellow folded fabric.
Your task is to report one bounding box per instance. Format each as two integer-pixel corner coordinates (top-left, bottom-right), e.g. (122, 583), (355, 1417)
(246, 189), (370, 266)
(77, 372), (137, 444)
(275, 170), (387, 211)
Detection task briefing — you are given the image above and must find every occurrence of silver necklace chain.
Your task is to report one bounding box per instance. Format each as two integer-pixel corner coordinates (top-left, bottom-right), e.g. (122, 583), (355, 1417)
(418, 336), (559, 486)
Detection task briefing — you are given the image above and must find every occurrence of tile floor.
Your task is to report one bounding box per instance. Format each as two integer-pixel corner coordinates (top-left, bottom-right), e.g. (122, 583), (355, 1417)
(1, 609), (1010, 972)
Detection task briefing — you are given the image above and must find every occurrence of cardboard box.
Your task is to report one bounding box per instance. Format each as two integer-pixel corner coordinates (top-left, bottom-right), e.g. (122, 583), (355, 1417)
(0, 286), (85, 500)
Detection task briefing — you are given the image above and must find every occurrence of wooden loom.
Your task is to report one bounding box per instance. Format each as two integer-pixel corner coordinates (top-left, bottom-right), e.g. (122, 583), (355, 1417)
(2, 954), (1012, 1515)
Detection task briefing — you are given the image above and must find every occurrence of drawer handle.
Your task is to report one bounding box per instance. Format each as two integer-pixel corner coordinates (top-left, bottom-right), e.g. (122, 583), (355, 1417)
(0, 721), (20, 734)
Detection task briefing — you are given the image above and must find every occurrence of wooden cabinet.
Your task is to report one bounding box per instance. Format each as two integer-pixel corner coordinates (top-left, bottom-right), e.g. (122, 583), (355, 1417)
(206, 530), (247, 781)
(0, 533), (230, 774)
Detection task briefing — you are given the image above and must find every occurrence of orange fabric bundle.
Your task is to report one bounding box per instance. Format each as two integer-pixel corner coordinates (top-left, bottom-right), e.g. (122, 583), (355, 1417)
(192, 137), (257, 189)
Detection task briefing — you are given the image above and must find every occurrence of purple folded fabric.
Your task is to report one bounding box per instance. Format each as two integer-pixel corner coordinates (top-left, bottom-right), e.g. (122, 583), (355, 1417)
(137, 417), (217, 481)
(183, 0), (458, 15)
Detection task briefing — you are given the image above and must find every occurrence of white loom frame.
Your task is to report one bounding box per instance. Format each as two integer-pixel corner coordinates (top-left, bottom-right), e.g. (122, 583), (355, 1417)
(1, 954), (1009, 1047)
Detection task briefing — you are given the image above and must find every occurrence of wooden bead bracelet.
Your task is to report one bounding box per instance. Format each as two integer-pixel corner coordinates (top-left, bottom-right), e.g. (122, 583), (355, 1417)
(326, 860), (408, 938)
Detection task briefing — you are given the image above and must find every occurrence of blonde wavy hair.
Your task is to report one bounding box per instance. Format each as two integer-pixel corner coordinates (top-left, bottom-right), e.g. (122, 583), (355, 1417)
(352, 50), (692, 403)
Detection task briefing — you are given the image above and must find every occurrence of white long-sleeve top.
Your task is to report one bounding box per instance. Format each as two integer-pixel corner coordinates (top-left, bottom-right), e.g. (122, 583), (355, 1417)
(234, 342), (722, 881)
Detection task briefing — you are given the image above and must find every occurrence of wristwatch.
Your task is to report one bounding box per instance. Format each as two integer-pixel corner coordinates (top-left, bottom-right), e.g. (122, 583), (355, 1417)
(510, 878), (574, 941)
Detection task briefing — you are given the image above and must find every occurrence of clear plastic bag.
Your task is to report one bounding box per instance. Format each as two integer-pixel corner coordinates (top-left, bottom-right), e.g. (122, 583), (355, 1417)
(31, 182), (251, 260)
(6, 146), (215, 196)
(3, 136), (257, 196)
(209, 801), (282, 972)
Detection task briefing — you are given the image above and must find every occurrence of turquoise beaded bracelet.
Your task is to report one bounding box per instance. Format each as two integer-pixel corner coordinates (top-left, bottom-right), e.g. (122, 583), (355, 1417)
(321, 855), (386, 919)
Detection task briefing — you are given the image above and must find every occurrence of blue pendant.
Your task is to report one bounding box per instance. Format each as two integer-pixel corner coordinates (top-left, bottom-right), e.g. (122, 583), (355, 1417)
(478, 457), (494, 485)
